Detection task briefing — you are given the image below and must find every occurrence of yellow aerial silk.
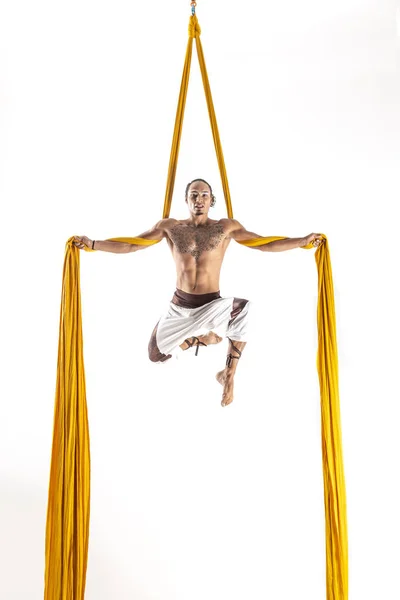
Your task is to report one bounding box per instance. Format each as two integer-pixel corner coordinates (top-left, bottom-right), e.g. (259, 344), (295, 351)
(44, 14), (348, 600)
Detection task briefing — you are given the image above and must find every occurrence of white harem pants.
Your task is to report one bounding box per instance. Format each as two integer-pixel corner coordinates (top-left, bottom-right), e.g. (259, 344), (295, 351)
(148, 288), (252, 362)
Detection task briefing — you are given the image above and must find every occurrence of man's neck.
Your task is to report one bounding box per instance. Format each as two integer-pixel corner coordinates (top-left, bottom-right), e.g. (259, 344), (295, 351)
(187, 215), (210, 227)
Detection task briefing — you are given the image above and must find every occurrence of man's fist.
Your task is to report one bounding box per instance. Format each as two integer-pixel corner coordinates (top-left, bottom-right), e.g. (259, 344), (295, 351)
(301, 233), (324, 248)
(73, 236), (93, 250)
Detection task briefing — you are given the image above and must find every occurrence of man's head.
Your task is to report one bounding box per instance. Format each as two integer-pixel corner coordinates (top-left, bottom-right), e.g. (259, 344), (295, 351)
(185, 178), (216, 216)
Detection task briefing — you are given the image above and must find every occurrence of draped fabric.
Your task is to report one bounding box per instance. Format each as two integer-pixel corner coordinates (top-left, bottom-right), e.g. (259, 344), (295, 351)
(239, 235), (348, 600)
(44, 242), (90, 600)
(44, 14), (348, 600)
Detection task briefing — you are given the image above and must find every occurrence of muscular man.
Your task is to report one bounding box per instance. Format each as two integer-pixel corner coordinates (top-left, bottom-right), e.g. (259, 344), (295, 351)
(73, 178), (323, 407)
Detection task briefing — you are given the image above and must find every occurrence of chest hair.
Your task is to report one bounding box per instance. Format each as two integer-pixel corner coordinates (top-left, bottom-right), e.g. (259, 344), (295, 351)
(169, 223), (225, 261)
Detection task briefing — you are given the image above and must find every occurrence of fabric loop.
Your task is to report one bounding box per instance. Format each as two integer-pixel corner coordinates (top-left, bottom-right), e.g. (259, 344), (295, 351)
(188, 15), (201, 38)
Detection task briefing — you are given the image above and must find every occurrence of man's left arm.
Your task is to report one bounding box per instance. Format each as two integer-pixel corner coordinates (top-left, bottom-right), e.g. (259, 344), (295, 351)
(225, 219), (323, 251)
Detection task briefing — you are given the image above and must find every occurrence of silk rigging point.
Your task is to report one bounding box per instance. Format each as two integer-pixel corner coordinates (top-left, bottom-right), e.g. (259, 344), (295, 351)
(188, 14), (201, 38)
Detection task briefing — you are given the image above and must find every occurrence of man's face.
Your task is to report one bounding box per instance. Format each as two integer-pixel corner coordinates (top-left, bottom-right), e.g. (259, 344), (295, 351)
(186, 181), (212, 216)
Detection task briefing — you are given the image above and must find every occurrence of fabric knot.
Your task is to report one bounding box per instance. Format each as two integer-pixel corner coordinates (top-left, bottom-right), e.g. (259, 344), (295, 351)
(188, 15), (201, 38)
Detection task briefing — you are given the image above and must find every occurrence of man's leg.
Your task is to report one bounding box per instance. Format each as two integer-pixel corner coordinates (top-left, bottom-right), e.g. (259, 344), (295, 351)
(216, 297), (251, 407)
(148, 321), (173, 362)
(216, 339), (247, 407)
(149, 321), (223, 363)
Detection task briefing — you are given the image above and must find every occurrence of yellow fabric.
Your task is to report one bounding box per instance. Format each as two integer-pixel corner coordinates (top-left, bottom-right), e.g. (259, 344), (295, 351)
(44, 241), (90, 600)
(239, 235), (348, 600)
(163, 14), (233, 219)
(44, 13), (348, 600)
(101, 236), (158, 246)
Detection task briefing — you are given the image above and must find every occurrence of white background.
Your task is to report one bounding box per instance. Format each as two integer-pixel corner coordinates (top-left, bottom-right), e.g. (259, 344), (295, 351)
(1, 1), (399, 599)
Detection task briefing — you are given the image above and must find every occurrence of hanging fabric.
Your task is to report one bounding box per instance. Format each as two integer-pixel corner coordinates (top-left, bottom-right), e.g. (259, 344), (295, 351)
(44, 13), (348, 600)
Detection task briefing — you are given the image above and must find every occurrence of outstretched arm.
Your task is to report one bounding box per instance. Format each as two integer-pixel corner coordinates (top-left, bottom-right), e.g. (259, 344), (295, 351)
(73, 219), (173, 253)
(227, 219), (323, 251)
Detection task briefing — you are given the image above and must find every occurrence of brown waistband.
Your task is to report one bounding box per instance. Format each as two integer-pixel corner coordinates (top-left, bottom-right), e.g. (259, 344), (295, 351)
(171, 288), (221, 309)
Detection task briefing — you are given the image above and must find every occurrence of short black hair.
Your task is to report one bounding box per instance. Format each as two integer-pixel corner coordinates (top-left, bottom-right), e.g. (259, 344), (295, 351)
(185, 178), (216, 206)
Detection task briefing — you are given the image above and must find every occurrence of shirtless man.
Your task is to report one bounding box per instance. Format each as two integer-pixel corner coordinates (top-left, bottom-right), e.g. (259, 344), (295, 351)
(73, 178), (323, 407)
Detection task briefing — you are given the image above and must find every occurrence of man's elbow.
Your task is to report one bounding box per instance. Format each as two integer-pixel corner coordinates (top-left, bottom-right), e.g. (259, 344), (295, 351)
(128, 243), (147, 253)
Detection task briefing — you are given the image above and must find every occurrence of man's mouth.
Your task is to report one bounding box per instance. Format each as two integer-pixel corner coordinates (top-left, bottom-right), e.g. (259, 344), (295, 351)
(195, 206), (204, 210)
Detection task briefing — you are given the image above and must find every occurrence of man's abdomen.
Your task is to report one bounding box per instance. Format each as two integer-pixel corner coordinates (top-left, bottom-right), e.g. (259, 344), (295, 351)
(175, 262), (222, 295)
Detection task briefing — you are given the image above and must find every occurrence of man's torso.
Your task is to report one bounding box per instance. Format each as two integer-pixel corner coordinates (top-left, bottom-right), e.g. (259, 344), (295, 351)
(162, 218), (233, 294)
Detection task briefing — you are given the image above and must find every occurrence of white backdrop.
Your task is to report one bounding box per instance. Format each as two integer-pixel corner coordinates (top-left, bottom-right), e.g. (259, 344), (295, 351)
(1, 1), (399, 599)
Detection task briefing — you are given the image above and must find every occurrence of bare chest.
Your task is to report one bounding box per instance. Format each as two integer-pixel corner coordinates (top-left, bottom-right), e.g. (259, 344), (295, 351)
(168, 223), (226, 261)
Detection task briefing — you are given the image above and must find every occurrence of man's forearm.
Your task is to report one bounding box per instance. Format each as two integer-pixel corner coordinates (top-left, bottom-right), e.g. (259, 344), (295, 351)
(94, 240), (139, 253)
(259, 237), (305, 252)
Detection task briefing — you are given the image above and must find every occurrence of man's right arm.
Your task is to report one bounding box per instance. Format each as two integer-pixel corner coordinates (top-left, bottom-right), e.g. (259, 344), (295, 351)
(73, 219), (174, 253)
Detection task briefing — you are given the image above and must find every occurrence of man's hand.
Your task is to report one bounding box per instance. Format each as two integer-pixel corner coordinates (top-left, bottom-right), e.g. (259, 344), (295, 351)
(73, 235), (93, 250)
(301, 233), (324, 248)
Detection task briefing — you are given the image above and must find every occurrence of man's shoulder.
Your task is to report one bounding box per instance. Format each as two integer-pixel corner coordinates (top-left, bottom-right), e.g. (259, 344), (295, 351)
(219, 218), (242, 233)
(156, 217), (180, 230)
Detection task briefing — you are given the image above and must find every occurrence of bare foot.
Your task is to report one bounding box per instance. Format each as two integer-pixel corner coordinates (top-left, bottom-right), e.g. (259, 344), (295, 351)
(198, 331), (223, 346)
(180, 331), (223, 352)
(216, 368), (234, 407)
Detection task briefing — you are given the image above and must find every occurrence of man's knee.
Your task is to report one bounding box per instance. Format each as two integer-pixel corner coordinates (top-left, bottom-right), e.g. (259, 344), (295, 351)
(229, 298), (250, 327)
(148, 349), (160, 363)
(148, 340), (168, 363)
(148, 323), (172, 363)
(148, 346), (172, 363)
(150, 352), (172, 363)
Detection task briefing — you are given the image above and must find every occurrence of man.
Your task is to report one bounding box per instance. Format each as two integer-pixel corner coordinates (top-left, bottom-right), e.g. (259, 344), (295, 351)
(74, 178), (323, 407)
